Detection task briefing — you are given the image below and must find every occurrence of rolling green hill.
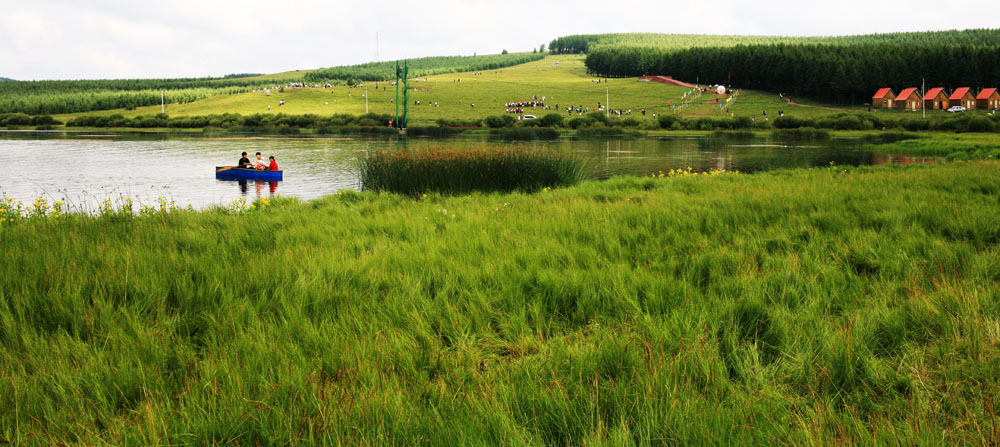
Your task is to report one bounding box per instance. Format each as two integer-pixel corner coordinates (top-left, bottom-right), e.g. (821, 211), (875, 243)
(55, 55), (879, 126)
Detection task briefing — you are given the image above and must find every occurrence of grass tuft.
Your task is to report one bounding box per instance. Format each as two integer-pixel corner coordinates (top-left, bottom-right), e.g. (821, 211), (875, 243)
(357, 145), (587, 195)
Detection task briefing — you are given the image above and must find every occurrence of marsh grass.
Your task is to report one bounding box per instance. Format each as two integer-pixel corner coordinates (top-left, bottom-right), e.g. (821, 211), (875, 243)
(868, 133), (1000, 160)
(357, 145), (587, 195)
(2, 162), (1000, 445)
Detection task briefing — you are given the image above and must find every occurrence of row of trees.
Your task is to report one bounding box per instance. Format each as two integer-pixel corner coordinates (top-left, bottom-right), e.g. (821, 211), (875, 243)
(585, 43), (1000, 104)
(65, 112), (394, 129)
(0, 87), (244, 115)
(553, 29), (1000, 55)
(0, 74), (301, 114)
(0, 76), (279, 95)
(303, 53), (545, 82)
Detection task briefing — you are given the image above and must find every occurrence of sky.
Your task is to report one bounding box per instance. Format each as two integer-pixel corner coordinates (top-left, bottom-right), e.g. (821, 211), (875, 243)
(2, 0), (999, 80)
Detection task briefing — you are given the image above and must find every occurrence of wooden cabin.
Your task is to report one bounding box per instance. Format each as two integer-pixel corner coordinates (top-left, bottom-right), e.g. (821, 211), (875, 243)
(895, 87), (922, 110)
(949, 87), (976, 109)
(923, 87), (949, 110)
(872, 88), (895, 108)
(977, 88), (999, 110)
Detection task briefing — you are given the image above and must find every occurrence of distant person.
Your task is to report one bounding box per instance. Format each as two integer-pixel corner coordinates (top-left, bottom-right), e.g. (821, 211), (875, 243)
(268, 156), (279, 171)
(253, 152), (266, 170)
(238, 152), (251, 168)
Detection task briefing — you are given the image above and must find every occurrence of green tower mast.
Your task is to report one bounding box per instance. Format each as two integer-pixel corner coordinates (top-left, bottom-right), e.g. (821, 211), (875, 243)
(394, 60), (409, 130)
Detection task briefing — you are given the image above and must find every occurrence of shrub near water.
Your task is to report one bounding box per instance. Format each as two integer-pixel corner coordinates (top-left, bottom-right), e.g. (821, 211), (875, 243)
(357, 145), (586, 195)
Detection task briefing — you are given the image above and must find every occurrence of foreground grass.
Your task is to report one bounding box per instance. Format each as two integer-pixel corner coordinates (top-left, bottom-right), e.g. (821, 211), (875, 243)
(2, 162), (1000, 445)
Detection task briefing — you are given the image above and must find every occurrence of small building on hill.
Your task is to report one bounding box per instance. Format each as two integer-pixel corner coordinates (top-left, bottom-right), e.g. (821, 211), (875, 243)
(872, 88), (895, 108)
(923, 87), (949, 110)
(977, 88), (999, 110)
(895, 88), (922, 110)
(950, 87), (976, 109)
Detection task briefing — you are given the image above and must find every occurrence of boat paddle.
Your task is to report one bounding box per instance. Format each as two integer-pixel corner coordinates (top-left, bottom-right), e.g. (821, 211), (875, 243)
(216, 166), (236, 173)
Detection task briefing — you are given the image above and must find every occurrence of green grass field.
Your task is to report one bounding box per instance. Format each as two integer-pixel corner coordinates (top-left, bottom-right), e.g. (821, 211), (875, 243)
(2, 161), (999, 445)
(53, 55), (959, 126)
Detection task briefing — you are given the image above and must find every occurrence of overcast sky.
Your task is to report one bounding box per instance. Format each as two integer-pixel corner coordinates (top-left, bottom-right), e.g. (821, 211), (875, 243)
(2, 0), (999, 80)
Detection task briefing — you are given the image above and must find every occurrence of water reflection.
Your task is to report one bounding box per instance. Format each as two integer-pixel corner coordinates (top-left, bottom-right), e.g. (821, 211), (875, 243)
(227, 179), (280, 199)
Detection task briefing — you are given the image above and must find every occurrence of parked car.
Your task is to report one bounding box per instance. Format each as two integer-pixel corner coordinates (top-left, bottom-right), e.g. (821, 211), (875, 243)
(520, 115), (537, 120)
(947, 106), (967, 113)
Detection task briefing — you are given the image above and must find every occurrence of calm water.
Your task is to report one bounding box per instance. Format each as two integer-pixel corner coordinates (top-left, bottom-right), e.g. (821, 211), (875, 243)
(0, 131), (936, 210)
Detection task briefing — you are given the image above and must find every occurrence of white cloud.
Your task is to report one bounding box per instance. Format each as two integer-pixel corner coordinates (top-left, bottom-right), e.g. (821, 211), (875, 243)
(2, 0), (999, 79)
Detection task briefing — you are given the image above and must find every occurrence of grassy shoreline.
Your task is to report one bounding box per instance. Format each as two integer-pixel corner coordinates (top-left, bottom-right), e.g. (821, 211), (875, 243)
(2, 161), (999, 445)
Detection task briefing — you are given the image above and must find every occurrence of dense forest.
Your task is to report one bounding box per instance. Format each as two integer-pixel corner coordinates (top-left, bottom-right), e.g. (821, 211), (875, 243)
(552, 30), (1000, 104)
(586, 43), (1000, 103)
(304, 53), (545, 82)
(552, 30), (1000, 54)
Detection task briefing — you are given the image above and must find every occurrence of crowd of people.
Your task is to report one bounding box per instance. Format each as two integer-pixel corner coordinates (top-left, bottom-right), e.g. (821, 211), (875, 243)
(237, 152), (279, 171)
(505, 100), (545, 114)
(563, 102), (633, 117)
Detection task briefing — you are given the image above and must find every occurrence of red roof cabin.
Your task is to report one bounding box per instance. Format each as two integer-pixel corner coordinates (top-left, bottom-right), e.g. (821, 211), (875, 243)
(950, 87), (976, 109)
(923, 87), (949, 110)
(872, 88), (895, 109)
(895, 87), (922, 111)
(977, 88), (999, 110)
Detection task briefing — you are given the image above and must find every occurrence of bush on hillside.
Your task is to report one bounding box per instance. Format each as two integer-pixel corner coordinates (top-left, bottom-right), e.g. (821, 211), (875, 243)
(540, 113), (565, 128)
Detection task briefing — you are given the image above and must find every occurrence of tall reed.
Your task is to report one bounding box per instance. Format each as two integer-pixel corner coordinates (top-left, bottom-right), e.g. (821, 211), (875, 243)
(357, 145), (587, 194)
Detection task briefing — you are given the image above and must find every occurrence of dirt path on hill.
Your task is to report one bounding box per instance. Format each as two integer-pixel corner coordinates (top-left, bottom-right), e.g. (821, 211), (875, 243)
(780, 95), (846, 111)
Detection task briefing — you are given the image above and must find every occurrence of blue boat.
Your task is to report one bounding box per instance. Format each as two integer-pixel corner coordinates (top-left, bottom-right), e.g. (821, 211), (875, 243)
(215, 166), (283, 181)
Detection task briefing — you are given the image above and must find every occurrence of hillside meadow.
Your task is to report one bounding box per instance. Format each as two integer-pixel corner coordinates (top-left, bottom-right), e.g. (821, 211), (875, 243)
(2, 161), (999, 445)
(52, 55), (930, 126)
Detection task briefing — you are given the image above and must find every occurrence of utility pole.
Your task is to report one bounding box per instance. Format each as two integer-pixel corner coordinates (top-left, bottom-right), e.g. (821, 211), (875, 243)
(606, 85), (609, 118)
(402, 60), (409, 129)
(922, 78), (926, 119)
(395, 63), (399, 128)
(365, 87), (369, 114)
(161, 90), (165, 114)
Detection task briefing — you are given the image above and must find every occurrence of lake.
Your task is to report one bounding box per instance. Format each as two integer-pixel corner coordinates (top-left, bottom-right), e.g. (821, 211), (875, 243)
(0, 131), (936, 211)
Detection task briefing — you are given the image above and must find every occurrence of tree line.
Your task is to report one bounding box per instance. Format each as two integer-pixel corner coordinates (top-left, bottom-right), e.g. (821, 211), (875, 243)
(0, 87), (245, 115)
(303, 53), (545, 82)
(0, 76), (299, 114)
(552, 29), (1000, 55)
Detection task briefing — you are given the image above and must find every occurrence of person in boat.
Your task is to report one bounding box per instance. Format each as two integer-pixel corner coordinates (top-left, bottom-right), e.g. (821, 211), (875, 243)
(253, 152), (267, 170)
(267, 156), (278, 171)
(238, 152), (251, 168)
